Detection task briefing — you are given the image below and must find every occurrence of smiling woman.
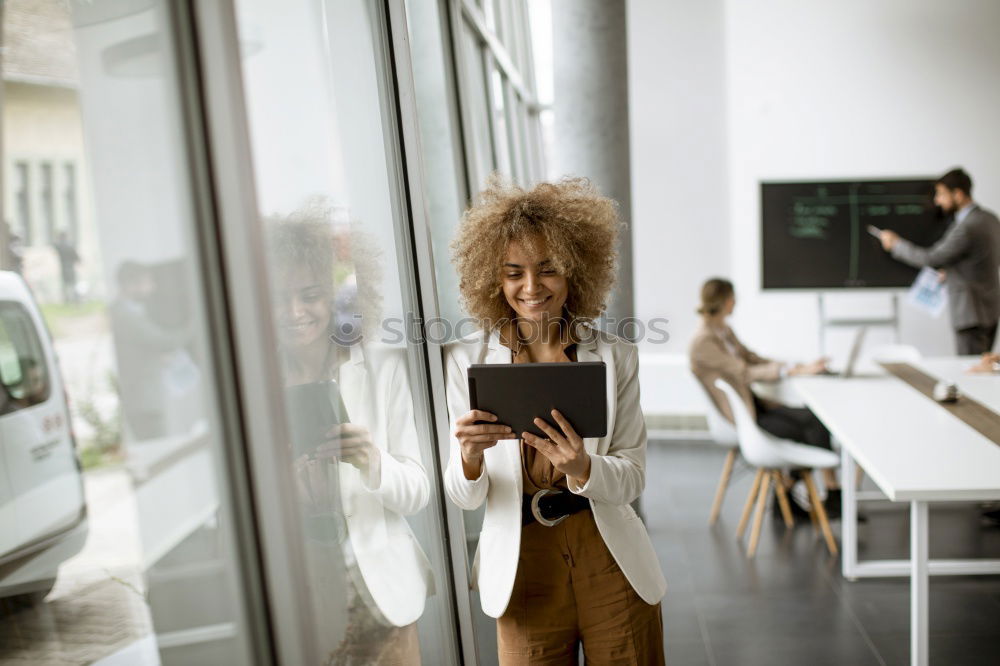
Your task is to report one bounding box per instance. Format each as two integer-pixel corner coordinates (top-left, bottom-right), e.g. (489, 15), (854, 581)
(450, 176), (621, 333)
(444, 177), (667, 664)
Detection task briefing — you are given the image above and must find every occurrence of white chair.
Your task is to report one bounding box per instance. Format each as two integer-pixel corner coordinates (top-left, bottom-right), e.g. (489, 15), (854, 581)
(701, 387), (740, 526)
(714, 378), (840, 558)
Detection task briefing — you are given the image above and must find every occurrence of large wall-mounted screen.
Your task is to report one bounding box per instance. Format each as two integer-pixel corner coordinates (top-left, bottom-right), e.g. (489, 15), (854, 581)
(761, 179), (946, 289)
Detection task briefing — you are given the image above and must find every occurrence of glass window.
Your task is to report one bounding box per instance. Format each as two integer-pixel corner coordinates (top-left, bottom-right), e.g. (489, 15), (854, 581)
(404, 0), (467, 327)
(460, 25), (495, 190)
(0, 301), (51, 412)
(454, 0), (544, 190)
(232, 0), (459, 662)
(13, 162), (32, 246)
(496, 0), (516, 57)
(481, 0), (499, 35)
(40, 162), (55, 244)
(488, 68), (512, 177)
(1, 2), (259, 662)
(63, 163), (78, 244)
(509, 0), (529, 76)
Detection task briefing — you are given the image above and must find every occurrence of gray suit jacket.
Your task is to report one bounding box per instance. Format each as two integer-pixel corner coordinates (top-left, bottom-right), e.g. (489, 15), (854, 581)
(891, 206), (1000, 330)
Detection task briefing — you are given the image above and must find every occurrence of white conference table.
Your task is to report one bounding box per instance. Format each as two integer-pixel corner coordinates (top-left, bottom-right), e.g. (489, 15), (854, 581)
(791, 362), (1000, 666)
(915, 356), (1000, 413)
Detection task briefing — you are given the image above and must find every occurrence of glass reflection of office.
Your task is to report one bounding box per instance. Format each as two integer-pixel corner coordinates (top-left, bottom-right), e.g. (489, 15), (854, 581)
(235, 0), (458, 661)
(69, 1), (255, 661)
(269, 213), (433, 662)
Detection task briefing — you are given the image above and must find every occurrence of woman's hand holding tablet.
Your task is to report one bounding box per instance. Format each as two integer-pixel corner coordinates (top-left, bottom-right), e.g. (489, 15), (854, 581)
(455, 409), (514, 479)
(522, 409), (592, 486)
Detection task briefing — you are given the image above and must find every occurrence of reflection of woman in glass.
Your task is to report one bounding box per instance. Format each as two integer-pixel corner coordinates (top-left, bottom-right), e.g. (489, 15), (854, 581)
(269, 214), (431, 665)
(445, 178), (667, 663)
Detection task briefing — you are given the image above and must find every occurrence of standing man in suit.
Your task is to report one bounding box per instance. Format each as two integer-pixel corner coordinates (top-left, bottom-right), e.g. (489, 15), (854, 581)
(880, 168), (1000, 355)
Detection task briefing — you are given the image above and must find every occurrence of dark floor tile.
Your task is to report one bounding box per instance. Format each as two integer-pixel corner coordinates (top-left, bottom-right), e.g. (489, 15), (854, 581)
(653, 540), (696, 575)
(662, 589), (705, 644)
(664, 639), (712, 666)
(838, 579), (1000, 636)
(696, 592), (862, 643)
(710, 632), (883, 666)
(679, 535), (840, 596)
(856, 505), (1000, 562)
(869, 632), (1000, 666)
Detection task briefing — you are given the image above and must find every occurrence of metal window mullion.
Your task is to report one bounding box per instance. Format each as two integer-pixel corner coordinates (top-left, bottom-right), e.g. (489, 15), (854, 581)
(527, 105), (544, 181)
(482, 52), (508, 176)
(502, 79), (525, 185)
(182, 1), (320, 663)
(451, 8), (489, 192)
(517, 0), (532, 80)
(516, 98), (535, 184)
(382, 2), (480, 663)
(435, 0), (473, 210)
(458, 0), (535, 105)
(515, 0), (536, 93)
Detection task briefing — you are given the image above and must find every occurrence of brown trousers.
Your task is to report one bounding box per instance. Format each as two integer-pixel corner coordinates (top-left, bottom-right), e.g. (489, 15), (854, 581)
(497, 510), (665, 665)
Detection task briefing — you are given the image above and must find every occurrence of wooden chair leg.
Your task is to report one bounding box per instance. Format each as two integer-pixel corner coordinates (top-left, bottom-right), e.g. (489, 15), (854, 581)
(709, 448), (738, 525)
(803, 471), (838, 556)
(747, 470), (772, 558)
(736, 468), (764, 539)
(855, 465), (865, 490)
(771, 470), (794, 529)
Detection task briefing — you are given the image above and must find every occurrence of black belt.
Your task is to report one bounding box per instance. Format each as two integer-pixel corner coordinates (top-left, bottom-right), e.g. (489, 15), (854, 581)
(522, 489), (591, 527)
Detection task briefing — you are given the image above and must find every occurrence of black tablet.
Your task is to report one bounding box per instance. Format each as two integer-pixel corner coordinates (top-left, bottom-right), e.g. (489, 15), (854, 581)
(285, 380), (349, 458)
(467, 362), (607, 439)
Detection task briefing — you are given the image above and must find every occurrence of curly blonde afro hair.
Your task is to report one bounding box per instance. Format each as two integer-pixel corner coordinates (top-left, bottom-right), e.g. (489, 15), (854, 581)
(451, 176), (623, 330)
(266, 198), (383, 339)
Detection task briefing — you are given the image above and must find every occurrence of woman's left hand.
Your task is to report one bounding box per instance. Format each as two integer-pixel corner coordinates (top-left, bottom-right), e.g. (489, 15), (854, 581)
(523, 409), (591, 485)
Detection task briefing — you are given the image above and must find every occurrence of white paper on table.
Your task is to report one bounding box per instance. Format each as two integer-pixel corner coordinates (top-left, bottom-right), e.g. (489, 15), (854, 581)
(906, 266), (948, 318)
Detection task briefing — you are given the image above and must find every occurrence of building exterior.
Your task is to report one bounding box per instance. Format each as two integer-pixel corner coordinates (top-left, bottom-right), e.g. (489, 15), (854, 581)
(3, 0), (100, 302)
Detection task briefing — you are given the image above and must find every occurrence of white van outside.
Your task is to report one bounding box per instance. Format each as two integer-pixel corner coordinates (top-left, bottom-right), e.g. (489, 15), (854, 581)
(0, 270), (88, 603)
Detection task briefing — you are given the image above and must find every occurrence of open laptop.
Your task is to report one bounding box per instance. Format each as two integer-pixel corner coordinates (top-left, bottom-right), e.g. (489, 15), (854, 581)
(819, 326), (868, 378)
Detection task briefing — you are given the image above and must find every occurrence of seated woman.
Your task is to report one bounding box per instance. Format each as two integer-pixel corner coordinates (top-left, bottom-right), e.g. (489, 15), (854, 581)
(444, 177), (667, 664)
(689, 277), (842, 514)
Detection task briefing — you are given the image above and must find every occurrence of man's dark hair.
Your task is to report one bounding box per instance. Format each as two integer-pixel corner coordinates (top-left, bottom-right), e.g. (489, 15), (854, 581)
(936, 168), (973, 197)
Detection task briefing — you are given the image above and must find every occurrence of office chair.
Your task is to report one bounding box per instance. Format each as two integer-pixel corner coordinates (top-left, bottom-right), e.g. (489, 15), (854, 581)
(714, 378), (840, 558)
(701, 386), (740, 526)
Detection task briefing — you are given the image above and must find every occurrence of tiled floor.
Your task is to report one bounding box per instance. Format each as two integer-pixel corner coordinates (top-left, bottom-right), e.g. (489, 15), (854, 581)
(647, 440), (1000, 666)
(469, 439), (1000, 664)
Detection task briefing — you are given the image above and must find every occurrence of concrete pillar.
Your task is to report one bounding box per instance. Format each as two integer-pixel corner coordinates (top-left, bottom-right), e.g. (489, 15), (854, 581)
(551, 0), (634, 335)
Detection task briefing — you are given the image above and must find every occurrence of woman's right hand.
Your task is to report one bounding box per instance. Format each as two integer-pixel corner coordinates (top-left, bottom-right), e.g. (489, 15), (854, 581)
(454, 410), (512, 480)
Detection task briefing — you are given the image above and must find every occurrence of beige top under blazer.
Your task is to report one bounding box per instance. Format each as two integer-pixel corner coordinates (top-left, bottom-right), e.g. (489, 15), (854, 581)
(443, 328), (667, 618)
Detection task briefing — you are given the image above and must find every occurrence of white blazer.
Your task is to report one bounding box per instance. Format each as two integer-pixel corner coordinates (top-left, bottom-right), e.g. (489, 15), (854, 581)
(336, 343), (433, 627)
(443, 328), (667, 618)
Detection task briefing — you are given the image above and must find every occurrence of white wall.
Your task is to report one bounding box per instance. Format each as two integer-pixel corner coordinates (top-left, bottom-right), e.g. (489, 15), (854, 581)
(628, 0), (729, 357)
(629, 0), (1000, 369)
